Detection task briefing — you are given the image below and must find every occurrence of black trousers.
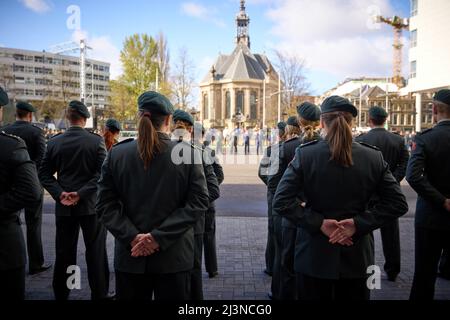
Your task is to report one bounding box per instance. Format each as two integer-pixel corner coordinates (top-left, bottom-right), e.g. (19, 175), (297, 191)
(191, 233), (204, 300)
(410, 227), (450, 300)
(0, 267), (25, 300)
(23, 191), (45, 271)
(265, 215), (275, 274)
(203, 212), (218, 275)
(271, 215), (283, 299)
(297, 273), (370, 301)
(244, 142), (250, 154)
(280, 225), (296, 300)
(379, 219), (401, 276)
(439, 248), (450, 277)
(53, 215), (110, 300)
(116, 270), (191, 300)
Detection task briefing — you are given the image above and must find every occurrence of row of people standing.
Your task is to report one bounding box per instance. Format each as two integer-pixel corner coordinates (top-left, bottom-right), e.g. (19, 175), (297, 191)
(0, 88), (222, 300)
(260, 91), (450, 300)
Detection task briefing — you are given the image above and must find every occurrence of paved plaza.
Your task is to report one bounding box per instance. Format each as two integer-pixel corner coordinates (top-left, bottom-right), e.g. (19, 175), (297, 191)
(24, 152), (450, 300)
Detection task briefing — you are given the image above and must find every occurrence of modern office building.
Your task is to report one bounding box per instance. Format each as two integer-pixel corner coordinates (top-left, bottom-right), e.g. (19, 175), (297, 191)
(0, 46), (111, 127)
(407, 0), (450, 131)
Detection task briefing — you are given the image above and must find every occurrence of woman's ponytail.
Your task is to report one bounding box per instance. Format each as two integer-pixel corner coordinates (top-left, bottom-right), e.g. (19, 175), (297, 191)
(322, 111), (354, 167)
(138, 113), (162, 170)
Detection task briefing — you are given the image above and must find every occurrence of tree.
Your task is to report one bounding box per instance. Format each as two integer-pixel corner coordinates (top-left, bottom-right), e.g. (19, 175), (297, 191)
(109, 78), (135, 122)
(120, 33), (159, 102)
(274, 50), (310, 114)
(171, 47), (195, 110)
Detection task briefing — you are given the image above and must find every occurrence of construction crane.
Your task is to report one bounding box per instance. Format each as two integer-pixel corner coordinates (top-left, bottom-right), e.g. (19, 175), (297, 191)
(375, 15), (409, 88)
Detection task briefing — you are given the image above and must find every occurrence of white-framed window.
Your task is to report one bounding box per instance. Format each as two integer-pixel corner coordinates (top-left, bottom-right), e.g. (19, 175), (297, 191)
(411, 0), (418, 16)
(410, 29), (417, 48)
(410, 61), (417, 78)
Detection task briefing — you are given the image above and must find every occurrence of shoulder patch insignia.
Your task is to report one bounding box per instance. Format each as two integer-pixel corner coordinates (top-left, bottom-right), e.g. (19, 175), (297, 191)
(358, 142), (380, 151)
(113, 138), (134, 147)
(299, 139), (319, 148)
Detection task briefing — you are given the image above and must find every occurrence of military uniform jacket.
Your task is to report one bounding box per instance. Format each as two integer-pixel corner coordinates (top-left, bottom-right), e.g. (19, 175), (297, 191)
(96, 133), (209, 274)
(39, 126), (107, 216)
(268, 132), (321, 228)
(273, 140), (408, 279)
(356, 128), (409, 183)
(192, 141), (219, 235)
(2, 120), (46, 169)
(0, 132), (41, 270)
(203, 143), (223, 216)
(406, 120), (450, 230)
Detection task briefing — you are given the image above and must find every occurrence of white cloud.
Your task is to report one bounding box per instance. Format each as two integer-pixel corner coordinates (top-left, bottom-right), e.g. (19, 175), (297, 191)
(181, 2), (226, 28)
(71, 30), (122, 80)
(266, 0), (409, 83)
(19, 0), (51, 13)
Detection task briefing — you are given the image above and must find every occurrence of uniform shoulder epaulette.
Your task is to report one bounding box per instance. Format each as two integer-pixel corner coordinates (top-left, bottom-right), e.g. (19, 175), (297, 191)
(89, 131), (102, 137)
(299, 139), (319, 148)
(49, 132), (62, 139)
(31, 124), (43, 131)
(285, 136), (300, 144)
(358, 141), (380, 151)
(113, 138), (134, 147)
(418, 128), (433, 136)
(0, 130), (22, 142)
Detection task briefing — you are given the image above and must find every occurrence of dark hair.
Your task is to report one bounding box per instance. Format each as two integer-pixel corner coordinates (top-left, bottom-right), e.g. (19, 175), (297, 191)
(370, 117), (386, 126)
(138, 112), (167, 170)
(434, 101), (450, 116)
(16, 108), (30, 119)
(66, 108), (84, 122)
(322, 111), (354, 167)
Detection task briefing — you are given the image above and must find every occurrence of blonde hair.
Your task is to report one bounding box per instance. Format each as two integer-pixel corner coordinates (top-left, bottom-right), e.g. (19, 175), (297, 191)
(284, 124), (301, 140)
(299, 117), (320, 141)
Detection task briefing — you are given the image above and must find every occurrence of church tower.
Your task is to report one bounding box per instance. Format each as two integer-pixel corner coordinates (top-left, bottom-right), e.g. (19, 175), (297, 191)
(236, 0), (250, 48)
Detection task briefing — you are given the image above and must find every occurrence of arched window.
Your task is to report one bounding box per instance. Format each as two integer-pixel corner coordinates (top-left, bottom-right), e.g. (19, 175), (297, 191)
(236, 90), (244, 114)
(203, 93), (209, 120)
(225, 91), (231, 119)
(250, 91), (257, 119)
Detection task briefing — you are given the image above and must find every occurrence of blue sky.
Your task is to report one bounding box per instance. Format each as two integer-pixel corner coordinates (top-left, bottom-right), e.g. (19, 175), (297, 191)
(0, 0), (410, 99)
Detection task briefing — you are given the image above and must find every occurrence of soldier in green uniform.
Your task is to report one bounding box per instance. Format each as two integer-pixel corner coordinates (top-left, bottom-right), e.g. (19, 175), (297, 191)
(408, 89), (450, 300)
(193, 123), (224, 279)
(356, 106), (409, 281)
(39, 100), (110, 300)
(268, 103), (321, 300)
(258, 121), (286, 299)
(96, 93), (209, 300)
(0, 87), (42, 300)
(273, 96), (408, 300)
(172, 110), (220, 300)
(3, 101), (51, 275)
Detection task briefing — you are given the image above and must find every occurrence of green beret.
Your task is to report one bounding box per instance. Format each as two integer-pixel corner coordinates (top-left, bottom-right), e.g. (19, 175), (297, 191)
(277, 121), (287, 131)
(297, 102), (321, 121)
(434, 89), (450, 106)
(138, 91), (174, 115)
(16, 101), (36, 113)
(194, 122), (205, 135)
(173, 109), (194, 126)
(286, 116), (299, 127)
(321, 95), (358, 117)
(369, 106), (388, 120)
(0, 87), (8, 107)
(69, 100), (90, 118)
(105, 118), (121, 132)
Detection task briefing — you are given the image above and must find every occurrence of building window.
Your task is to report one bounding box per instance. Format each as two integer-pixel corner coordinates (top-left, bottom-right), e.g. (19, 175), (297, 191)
(410, 30), (417, 48)
(410, 61), (417, 78)
(250, 91), (257, 120)
(203, 94), (209, 120)
(236, 90), (244, 114)
(225, 91), (231, 119)
(411, 0), (418, 16)
(393, 113), (398, 125)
